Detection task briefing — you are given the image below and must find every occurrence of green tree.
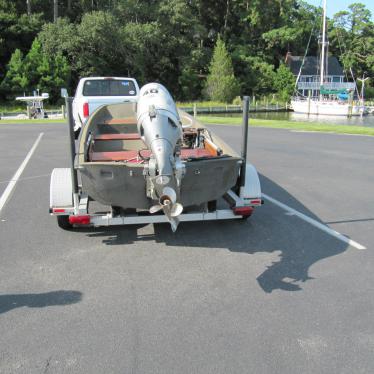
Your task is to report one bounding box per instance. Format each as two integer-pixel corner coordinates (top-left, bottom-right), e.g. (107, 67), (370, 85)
(36, 52), (70, 102)
(1, 0), (373, 102)
(0, 49), (28, 96)
(329, 3), (374, 82)
(273, 63), (295, 101)
(75, 11), (127, 77)
(204, 36), (239, 102)
(178, 48), (208, 100)
(232, 51), (275, 96)
(1, 37), (70, 101)
(23, 38), (44, 88)
(0, 7), (43, 79)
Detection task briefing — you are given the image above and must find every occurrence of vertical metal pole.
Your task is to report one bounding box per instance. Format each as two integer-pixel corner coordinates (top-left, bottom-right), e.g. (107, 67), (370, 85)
(308, 90), (311, 115)
(65, 97), (79, 212)
(53, 0), (58, 22)
(26, 0), (31, 16)
(348, 91), (353, 118)
(239, 96), (249, 187)
(320, 0), (327, 99)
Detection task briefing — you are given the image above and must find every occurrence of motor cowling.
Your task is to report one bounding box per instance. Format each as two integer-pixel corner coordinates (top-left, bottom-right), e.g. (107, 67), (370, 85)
(137, 83), (182, 175)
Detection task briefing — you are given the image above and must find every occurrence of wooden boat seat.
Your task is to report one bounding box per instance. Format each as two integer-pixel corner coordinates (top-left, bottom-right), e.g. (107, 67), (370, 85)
(90, 148), (214, 163)
(180, 148), (213, 158)
(103, 118), (137, 125)
(90, 150), (149, 162)
(94, 133), (141, 140)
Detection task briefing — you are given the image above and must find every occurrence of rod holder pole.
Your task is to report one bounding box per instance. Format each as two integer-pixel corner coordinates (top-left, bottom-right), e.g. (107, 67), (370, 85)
(239, 96), (249, 187)
(65, 97), (79, 195)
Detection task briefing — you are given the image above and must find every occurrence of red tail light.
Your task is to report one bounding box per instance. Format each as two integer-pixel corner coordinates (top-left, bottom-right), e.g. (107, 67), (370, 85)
(69, 215), (91, 225)
(250, 199), (262, 206)
(53, 208), (66, 213)
(83, 102), (89, 118)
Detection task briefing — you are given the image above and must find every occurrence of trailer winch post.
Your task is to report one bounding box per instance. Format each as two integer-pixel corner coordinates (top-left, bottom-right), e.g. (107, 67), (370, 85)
(65, 97), (79, 213)
(239, 96), (249, 187)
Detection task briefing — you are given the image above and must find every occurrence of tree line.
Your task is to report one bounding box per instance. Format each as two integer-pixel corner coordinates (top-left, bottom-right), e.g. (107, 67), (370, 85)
(0, 0), (373, 103)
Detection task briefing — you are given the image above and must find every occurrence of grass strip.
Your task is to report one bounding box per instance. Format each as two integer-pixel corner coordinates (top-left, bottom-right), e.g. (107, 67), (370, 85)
(197, 116), (374, 136)
(1, 115), (373, 137)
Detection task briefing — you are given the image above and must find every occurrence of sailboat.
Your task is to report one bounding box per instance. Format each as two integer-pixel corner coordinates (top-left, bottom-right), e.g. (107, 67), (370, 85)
(291, 0), (366, 116)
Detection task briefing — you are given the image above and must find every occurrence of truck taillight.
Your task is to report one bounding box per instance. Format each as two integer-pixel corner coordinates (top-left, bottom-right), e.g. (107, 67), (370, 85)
(83, 102), (89, 118)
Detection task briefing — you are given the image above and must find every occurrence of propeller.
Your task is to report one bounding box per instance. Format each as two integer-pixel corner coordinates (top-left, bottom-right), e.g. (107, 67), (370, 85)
(149, 186), (183, 232)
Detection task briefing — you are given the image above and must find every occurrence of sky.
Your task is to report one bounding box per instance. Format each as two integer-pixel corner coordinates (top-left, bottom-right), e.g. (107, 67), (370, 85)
(305, 0), (374, 19)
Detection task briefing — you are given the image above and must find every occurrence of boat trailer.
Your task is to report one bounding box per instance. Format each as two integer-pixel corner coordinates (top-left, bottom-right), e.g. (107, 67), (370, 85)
(50, 96), (262, 229)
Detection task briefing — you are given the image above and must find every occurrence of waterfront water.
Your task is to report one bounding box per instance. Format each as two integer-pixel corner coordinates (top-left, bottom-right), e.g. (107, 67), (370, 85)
(210, 111), (374, 127)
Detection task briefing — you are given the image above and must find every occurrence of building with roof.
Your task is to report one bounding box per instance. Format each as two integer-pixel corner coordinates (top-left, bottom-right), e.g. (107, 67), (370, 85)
(285, 52), (356, 97)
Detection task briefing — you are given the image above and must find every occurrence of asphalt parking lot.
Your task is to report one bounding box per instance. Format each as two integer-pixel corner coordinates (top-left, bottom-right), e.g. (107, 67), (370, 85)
(0, 121), (373, 373)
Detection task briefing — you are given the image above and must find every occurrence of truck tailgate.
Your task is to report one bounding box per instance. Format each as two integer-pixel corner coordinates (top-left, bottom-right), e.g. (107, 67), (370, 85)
(88, 97), (135, 114)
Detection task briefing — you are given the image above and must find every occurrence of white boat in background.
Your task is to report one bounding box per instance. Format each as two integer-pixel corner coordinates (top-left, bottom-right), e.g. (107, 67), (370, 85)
(16, 92), (49, 119)
(290, 0), (366, 117)
(291, 97), (365, 116)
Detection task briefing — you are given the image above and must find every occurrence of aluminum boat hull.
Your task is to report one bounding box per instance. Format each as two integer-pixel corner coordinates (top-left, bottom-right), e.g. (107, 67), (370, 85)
(78, 102), (241, 210)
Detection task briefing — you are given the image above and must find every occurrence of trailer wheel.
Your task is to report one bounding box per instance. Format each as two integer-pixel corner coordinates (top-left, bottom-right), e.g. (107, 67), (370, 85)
(74, 128), (81, 139)
(57, 215), (72, 230)
(241, 210), (254, 220)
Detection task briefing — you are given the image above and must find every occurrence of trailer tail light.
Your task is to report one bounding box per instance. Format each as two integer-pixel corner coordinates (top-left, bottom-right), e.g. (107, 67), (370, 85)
(69, 215), (91, 225)
(233, 206), (254, 217)
(83, 102), (89, 118)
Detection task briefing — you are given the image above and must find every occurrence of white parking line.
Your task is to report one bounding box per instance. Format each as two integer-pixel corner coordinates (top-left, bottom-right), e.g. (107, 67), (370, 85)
(0, 133), (44, 213)
(262, 193), (367, 250)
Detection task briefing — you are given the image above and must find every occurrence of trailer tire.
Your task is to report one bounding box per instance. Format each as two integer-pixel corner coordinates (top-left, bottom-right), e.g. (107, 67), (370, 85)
(74, 127), (81, 139)
(207, 200), (217, 212)
(57, 215), (72, 230)
(241, 210), (254, 220)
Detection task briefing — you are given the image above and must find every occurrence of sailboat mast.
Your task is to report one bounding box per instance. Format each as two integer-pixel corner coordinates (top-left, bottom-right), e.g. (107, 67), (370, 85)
(320, 0), (327, 92)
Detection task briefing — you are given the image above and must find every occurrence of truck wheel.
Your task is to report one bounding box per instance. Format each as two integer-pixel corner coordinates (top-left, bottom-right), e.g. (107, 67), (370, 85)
(57, 215), (72, 230)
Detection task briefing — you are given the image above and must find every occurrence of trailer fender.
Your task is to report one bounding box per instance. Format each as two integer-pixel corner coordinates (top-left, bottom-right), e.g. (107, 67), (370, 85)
(50, 168), (73, 209)
(239, 164), (261, 202)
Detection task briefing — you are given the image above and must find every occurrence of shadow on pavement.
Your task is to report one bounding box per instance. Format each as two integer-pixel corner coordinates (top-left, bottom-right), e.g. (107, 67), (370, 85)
(0, 290), (82, 314)
(85, 175), (349, 293)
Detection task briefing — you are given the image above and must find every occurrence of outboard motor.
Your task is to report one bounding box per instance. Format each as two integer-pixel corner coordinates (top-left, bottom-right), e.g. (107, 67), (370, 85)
(136, 83), (184, 231)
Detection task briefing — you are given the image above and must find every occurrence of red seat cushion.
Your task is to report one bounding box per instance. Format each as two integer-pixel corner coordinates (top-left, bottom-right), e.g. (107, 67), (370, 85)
(103, 118), (137, 125)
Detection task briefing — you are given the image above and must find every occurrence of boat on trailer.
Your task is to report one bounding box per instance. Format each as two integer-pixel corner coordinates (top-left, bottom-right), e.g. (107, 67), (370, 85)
(50, 83), (262, 231)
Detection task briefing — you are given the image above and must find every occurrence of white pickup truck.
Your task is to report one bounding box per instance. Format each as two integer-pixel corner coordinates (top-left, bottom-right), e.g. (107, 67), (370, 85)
(72, 77), (140, 137)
